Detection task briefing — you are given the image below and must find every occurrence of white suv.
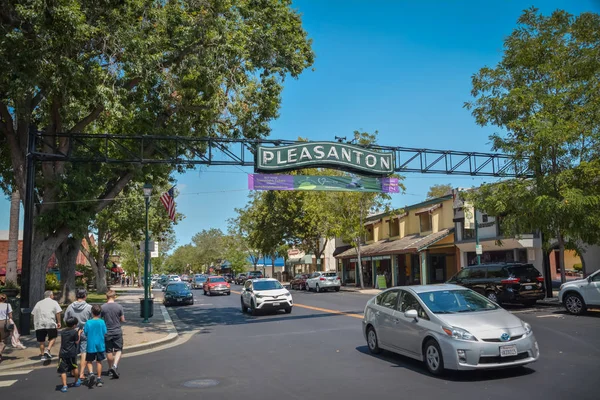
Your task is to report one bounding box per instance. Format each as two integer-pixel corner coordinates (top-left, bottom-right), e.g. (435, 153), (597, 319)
(306, 272), (341, 292)
(558, 269), (600, 315)
(241, 278), (293, 315)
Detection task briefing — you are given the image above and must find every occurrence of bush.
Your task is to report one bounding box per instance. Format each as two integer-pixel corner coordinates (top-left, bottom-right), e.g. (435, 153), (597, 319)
(45, 274), (61, 291)
(573, 263), (583, 272)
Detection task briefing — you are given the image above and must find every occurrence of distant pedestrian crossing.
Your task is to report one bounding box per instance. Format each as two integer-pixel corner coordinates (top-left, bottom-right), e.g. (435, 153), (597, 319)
(0, 369), (32, 388)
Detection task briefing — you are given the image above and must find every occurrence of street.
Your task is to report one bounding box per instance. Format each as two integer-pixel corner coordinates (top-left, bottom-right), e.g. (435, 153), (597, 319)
(2, 286), (599, 400)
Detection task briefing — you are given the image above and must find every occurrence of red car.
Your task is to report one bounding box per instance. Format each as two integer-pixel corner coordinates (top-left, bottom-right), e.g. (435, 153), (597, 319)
(203, 276), (231, 296)
(290, 274), (310, 290)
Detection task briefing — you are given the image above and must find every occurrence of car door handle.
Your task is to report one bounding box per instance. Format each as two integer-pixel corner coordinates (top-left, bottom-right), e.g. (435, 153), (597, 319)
(393, 319), (400, 324)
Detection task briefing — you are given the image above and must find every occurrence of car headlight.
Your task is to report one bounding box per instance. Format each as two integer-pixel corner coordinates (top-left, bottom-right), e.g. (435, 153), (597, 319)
(255, 294), (264, 298)
(442, 326), (477, 341)
(284, 291), (291, 296)
(523, 322), (532, 336)
(187, 293), (193, 297)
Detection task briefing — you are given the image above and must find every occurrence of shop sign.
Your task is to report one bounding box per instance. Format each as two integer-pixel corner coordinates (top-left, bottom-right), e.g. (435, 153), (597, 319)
(248, 173), (399, 193)
(255, 142), (394, 176)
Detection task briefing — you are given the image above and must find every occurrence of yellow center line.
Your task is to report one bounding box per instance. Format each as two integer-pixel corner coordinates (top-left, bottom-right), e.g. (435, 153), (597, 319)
(232, 290), (364, 319)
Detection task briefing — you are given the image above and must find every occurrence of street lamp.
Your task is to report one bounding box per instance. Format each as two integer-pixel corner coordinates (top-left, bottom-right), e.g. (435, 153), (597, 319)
(142, 183), (153, 323)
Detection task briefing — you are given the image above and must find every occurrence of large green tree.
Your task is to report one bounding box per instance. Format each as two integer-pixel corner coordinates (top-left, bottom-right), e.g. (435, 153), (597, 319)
(0, 0), (314, 302)
(427, 184), (453, 199)
(464, 8), (600, 282)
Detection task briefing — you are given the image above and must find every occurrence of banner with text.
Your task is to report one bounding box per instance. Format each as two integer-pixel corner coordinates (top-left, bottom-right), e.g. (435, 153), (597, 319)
(248, 174), (400, 193)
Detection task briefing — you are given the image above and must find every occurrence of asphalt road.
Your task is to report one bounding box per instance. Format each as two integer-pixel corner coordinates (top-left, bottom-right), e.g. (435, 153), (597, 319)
(2, 285), (599, 400)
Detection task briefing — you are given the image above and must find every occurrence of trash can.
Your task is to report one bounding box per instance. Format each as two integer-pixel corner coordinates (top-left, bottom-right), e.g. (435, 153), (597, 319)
(139, 298), (154, 319)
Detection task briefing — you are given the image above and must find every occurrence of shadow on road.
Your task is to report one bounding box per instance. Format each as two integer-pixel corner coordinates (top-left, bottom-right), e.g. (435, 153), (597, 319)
(171, 306), (356, 332)
(355, 345), (536, 381)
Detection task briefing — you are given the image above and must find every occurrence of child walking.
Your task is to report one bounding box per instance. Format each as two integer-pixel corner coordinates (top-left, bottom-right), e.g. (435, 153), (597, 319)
(57, 317), (82, 393)
(83, 304), (107, 388)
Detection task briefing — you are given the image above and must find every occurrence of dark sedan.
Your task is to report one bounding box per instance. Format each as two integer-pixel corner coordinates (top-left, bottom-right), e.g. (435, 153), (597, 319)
(163, 282), (194, 306)
(290, 274), (310, 290)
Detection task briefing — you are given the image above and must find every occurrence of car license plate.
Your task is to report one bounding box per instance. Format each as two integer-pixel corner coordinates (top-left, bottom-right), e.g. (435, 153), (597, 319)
(500, 345), (518, 357)
(272, 302), (280, 306)
(525, 285), (532, 290)
(177, 299), (182, 302)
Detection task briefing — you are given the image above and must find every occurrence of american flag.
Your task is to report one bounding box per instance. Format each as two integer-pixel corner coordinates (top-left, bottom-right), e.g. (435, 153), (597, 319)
(160, 186), (176, 222)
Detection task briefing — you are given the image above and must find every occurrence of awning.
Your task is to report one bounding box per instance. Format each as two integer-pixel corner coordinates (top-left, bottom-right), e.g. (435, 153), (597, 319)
(333, 245), (353, 257)
(335, 228), (455, 258)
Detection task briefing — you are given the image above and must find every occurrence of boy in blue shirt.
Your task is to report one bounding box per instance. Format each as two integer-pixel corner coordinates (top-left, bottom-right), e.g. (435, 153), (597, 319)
(83, 304), (107, 388)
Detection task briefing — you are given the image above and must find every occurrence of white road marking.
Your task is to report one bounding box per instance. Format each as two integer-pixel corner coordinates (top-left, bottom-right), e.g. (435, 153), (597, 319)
(0, 370), (32, 377)
(537, 314), (565, 318)
(0, 380), (18, 387)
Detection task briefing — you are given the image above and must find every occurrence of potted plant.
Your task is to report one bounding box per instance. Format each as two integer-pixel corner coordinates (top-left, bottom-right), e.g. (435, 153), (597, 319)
(1, 280), (20, 297)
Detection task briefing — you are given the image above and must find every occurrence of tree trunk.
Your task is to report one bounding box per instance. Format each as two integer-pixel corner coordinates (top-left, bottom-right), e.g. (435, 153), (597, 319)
(30, 232), (63, 304)
(6, 189), (20, 284)
(95, 227), (108, 294)
(56, 237), (81, 303)
(557, 230), (566, 284)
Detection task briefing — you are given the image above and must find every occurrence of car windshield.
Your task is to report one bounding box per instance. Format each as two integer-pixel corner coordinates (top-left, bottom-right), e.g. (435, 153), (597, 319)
(253, 281), (283, 291)
(167, 283), (188, 292)
(417, 290), (499, 314)
(210, 277), (226, 282)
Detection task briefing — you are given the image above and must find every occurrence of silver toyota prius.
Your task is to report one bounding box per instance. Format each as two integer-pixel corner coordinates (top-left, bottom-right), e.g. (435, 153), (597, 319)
(362, 284), (540, 375)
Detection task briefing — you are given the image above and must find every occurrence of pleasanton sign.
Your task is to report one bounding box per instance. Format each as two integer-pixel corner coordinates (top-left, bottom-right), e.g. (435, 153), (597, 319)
(255, 142), (395, 176)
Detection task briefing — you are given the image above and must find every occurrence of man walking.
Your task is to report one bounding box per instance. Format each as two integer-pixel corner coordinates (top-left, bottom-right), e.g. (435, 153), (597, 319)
(32, 291), (62, 361)
(101, 290), (125, 378)
(64, 289), (93, 380)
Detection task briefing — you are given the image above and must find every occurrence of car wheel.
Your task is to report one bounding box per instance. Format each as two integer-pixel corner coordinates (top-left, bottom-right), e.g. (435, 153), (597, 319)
(227, 291), (231, 296)
(316, 284), (320, 293)
(366, 326), (381, 355)
(241, 298), (248, 313)
(335, 287), (340, 292)
(306, 284), (311, 292)
(284, 307), (292, 314)
(251, 300), (258, 316)
(564, 292), (586, 315)
(424, 339), (444, 376)
(486, 291), (499, 303)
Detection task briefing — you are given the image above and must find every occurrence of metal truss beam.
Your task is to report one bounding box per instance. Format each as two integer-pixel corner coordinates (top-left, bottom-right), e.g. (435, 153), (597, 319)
(31, 132), (532, 177)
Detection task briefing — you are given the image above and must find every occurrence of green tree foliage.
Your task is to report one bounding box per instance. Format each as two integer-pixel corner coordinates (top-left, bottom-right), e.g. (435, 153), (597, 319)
(427, 184), (453, 199)
(464, 8), (600, 281)
(223, 235), (251, 275)
(0, 0), (314, 303)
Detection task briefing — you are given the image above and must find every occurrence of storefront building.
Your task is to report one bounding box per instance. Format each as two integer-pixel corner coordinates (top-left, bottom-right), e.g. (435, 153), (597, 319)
(334, 195), (459, 287)
(452, 190), (544, 272)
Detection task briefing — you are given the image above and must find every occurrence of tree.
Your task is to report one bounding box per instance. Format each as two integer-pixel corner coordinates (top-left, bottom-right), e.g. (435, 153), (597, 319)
(427, 184), (453, 199)
(464, 8), (600, 283)
(6, 189), (19, 285)
(223, 235), (251, 275)
(191, 229), (227, 271)
(0, 0), (314, 303)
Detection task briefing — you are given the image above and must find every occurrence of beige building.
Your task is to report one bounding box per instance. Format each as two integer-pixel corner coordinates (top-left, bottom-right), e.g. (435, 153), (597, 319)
(334, 195), (458, 288)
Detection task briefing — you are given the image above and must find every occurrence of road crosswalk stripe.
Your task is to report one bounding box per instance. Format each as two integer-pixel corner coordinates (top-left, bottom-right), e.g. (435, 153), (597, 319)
(0, 380), (19, 387)
(0, 369), (33, 377)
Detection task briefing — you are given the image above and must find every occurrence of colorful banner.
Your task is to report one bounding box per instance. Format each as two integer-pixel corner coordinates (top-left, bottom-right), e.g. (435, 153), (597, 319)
(248, 174), (400, 193)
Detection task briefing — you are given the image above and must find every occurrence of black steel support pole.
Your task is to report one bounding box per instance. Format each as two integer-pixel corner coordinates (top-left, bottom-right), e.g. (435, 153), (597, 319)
(20, 127), (37, 335)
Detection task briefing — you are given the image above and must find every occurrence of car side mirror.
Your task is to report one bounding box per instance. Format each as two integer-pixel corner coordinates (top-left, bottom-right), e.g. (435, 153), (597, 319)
(405, 309), (419, 320)
(588, 276), (593, 283)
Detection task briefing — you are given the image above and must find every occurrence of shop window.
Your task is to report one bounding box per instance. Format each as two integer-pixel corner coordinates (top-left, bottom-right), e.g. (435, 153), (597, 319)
(482, 214), (489, 223)
(419, 213), (432, 233)
(462, 223), (475, 240)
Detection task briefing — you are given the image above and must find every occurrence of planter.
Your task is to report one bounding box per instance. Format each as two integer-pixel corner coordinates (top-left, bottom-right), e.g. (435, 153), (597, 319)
(1, 288), (20, 298)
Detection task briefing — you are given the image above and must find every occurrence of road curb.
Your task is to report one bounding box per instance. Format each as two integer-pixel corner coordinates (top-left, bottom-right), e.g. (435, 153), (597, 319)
(0, 305), (178, 372)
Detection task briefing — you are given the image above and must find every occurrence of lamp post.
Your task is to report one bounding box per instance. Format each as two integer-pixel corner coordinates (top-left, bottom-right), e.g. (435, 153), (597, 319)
(142, 183), (153, 323)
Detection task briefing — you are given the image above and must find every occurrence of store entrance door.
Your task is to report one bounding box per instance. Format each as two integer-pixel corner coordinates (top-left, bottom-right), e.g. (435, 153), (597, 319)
(429, 254), (447, 284)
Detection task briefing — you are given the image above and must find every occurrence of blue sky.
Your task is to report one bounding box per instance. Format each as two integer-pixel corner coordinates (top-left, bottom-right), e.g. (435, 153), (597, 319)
(1, 0), (598, 248)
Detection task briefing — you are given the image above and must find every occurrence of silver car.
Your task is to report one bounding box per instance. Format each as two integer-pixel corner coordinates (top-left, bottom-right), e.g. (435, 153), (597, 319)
(306, 272), (341, 292)
(362, 284), (539, 375)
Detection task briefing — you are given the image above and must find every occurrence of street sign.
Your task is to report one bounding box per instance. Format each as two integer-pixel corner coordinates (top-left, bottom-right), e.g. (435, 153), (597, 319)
(140, 241), (159, 258)
(475, 245), (483, 255)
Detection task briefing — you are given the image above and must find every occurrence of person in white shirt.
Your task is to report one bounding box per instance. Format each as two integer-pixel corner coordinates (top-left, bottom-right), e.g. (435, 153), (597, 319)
(32, 291), (62, 361)
(0, 293), (13, 361)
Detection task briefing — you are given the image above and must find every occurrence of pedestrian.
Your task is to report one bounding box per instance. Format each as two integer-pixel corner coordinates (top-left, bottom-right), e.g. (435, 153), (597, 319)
(83, 304), (106, 388)
(125, 277), (129, 287)
(101, 290), (125, 379)
(64, 289), (93, 381)
(121, 276), (125, 287)
(32, 290), (62, 361)
(57, 317), (82, 392)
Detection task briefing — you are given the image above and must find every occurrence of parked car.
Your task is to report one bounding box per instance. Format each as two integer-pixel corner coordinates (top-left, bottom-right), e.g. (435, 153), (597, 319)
(203, 276), (231, 296)
(168, 274), (181, 283)
(306, 272), (341, 292)
(180, 274), (191, 283)
(558, 269), (600, 315)
(163, 282), (194, 307)
(290, 274), (310, 290)
(223, 274), (234, 284)
(246, 271), (264, 281)
(363, 284), (539, 375)
(241, 278), (293, 315)
(235, 273), (247, 285)
(192, 274), (208, 289)
(446, 263), (545, 306)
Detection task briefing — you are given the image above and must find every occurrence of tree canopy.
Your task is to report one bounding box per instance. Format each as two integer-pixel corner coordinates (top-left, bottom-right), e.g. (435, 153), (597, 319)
(426, 184), (453, 199)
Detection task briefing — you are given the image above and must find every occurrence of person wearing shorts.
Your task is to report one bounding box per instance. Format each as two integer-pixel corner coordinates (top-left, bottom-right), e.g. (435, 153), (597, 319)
(83, 305), (106, 388)
(32, 291), (62, 361)
(101, 290), (125, 378)
(57, 317), (82, 392)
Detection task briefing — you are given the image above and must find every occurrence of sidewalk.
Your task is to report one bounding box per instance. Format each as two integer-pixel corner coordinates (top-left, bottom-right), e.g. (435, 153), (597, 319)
(0, 288), (177, 371)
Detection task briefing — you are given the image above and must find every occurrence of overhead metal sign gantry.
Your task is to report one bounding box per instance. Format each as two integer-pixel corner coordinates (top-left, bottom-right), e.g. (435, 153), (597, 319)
(31, 132), (532, 178)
